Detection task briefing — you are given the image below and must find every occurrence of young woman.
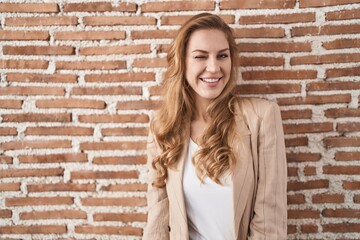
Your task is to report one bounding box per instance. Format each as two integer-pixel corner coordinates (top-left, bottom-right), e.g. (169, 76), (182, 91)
(143, 13), (287, 240)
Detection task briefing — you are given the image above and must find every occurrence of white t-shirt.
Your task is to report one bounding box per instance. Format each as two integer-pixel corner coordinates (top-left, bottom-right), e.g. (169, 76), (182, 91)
(182, 138), (233, 240)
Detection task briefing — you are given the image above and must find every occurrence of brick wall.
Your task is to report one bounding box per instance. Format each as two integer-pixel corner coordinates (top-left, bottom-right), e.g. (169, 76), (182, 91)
(0, 0), (359, 239)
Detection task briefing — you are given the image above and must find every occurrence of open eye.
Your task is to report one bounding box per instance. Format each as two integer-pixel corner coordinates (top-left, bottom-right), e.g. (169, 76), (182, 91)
(218, 53), (229, 59)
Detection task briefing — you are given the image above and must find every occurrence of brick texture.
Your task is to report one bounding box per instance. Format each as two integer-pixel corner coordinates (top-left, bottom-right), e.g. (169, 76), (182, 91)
(0, 0), (359, 239)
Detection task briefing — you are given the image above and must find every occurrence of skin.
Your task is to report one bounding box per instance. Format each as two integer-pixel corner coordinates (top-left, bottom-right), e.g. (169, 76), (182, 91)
(185, 29), (231, 143)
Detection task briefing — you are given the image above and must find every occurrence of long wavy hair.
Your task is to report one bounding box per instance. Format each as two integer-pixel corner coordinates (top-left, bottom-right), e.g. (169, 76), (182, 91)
(150, 13), (238, 187)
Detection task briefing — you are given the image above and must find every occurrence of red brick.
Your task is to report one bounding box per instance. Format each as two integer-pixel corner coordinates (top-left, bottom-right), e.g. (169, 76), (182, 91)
(7, 73), (77, 83)
(80, 141), (146, 151)
(287, 167), (298, 177)
(101, 127), (148, 137)
(325, 108), (360, 118)
(54, 31), (125, 41)
(84, 16), (156, 26)
(101, 183), (147, 192)
(238, 42), (311, 52)
(288, 209), (320, 219)
(291, 53), (360, 65)
(78, 114), (149, 123)
(242, 70), (317, 80)
(343, 181), (360, 190)
(133, 58), (167, 68)
(36, 99), (105, 109)
(93, 156), (147, 165)
(323, 223), (360, 233)
(336, 152), (360, 161)
(239, 57), (284, 66)
(85, 73), (155, 82)
(0, 182), (20, 191)
(0, 225), (67, 234)
(80, 44), (151, 55)
(301, 224), (318, 233)
(117, 100), (161, 110)
(93, 213), (146, 222)
(281, 109), (312, 120)
(161, 15), (234, 25)
(323, 136), (360, 148)
(288, 194), (305, 204)
(355, 195), (360, 203)
(287, 225), (297, 234)
(142, 1), (214, 12)
(277, 94), (351, 105)
(236, 84), (301, 95)
(5, 16), (77, 26)
(323, 208), (360, 218)
(131, 30), (177, 39)
(19, 153), (87, 163)
(337, 122), (360, 132)
(0, 60), (48, 69)
(3, 46), (74, 55)
(327, 66), (360, 78)
(0, 30), (49, 40)
(2, 113), (71, 123)
(292, 24), (360, 37)
(0, 209), (12, 218)
(0, 86), (64, 96)
(25, 127), (93, 136)
(6, 197), (72, 206)
(300, 0), (360, 7)
(323, 165), (360, 174)
(81, 197), (146, 207)
(0, 100), (22, 109)
(286, 153), (322, 162)
(233, 27), (285, 38)
(303, 166), (317, 176)
(0, 3), (58, 12)
(71, 86), (141, 96)
(240, 12), (315, 24)
(323, 38), (360, 50)
(220, 0), (296, 9)
(0, 155), (13, 164)
(283, 122), (333, 134)
(307, 81), (360, 91)
(27, 183), (95, 192)
(63, 2), (136, 12)
(285, 137), (308, 147)
(75, 225), (142, 235)
(0, 168), (63, 178)
(71, 170), (139, 180)
(1, 140), (71, 150)
(56, 61), (126, 70)
(312, 194), (344, 203)
(327, 8), (360, 20)
(149, 85), (162, 96)
(287, 180), (329, 191)
(20, 210), (87, 220)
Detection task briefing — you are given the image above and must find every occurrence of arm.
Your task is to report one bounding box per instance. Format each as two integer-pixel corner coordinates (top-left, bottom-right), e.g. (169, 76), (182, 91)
(142, 131), (170, 240)
(249, 102), (287, 240)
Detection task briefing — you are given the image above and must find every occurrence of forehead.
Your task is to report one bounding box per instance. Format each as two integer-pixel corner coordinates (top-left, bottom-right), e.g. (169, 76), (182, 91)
(187, 29), (229, 52)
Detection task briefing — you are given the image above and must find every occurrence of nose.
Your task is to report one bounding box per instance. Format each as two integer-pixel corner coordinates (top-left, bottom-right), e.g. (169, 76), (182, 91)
(206, 57), (220, 73)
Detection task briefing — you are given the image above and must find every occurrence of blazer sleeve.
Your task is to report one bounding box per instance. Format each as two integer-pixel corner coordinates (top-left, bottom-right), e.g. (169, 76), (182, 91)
(142, 131), (170, 240)
(248, 102), (287, 240)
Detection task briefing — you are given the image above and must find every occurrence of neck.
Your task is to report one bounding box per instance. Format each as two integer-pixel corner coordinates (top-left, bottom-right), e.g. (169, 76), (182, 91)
(193, 97), (211, 122)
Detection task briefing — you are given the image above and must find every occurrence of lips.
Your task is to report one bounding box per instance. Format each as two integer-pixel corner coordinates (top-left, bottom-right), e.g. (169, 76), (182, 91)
(200, 77), (222, 83)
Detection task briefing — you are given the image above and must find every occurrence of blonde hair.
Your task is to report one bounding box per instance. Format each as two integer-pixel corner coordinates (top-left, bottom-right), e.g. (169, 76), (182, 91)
(150, 13), (238, 187)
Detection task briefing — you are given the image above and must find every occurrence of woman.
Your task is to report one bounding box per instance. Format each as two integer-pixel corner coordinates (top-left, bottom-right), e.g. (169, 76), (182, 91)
(143, 13), (287, 240)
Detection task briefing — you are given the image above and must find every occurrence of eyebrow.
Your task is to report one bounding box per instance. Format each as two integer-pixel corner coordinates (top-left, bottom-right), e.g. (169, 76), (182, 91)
(191, 48), (230, 53)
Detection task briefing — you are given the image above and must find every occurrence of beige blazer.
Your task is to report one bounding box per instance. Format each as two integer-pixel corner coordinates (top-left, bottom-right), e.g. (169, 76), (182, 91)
(143, 97), (287, 240)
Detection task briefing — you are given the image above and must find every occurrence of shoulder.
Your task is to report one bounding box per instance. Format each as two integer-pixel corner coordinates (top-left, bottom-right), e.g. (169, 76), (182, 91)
(235, 97), (280, 120)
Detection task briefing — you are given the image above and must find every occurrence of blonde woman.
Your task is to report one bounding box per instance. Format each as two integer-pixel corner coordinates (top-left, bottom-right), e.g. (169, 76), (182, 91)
(143, 13), (287, 240)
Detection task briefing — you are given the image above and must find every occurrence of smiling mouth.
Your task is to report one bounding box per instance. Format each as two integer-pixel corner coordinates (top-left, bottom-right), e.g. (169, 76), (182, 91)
(200, 77), (222, 83)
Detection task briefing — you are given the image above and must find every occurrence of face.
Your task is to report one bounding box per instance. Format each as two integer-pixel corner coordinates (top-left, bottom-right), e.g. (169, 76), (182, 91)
(185, 29), (231, 105)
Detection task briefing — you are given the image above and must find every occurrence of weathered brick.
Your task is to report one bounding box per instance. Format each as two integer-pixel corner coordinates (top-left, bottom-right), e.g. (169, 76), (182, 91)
(242, 70), (317, 80)
(80, 141), (146, 151)
(80, 44), (151, 55)
(323, 38), (360, 50)
(2, 113), (71, 123)
(133, 58), (167, 68)
(292, 24), (360, 37)
(323, 165), (360, 174)
(291, 53), (360, 65)
(323, 137), (360, 148)
(81, 197), (146, 206)
(0, 86), (64, 96)
(161, 14), (234, 25)
(3, 46), (75, 55)
(117, 100), (161, 110)
(0, 225), (67, 234)
(327, 8), (360, 20)
(312, 194), (344, 203)
(84, 16), (156, 26)
(233, 27), (285, 38)
(301, 224), (318, 233)
(277, 94), (351, 105)
(142, 1), (214, 12)
(325, 108), (360, 118)
(288, 225), (297, 234)
(287, 180), (329, 191)
(0, 182), (20, 191)
(75, 225), (142, 235)
(0, 3), (58, 12)
(300, 0), (360, 7)
(27, 183), (95, 192)
(0, 209), (12, 218)
(0, 168), (63, 178)
(149, 85), (162, 96)
(100, 183), (147, 192)
(6, 197), (72, 206)
(93, 213), (146, 222)
(239, 56), (284, 66)
(0, 127), (17, 136)
(78, 114), (149, 123)
(288, 194), (305, 204)
(343, 181), (360, 190)
(1, 140), (71, 150)
(285, 137), (308, 147)
(281, 109), (312, 120)
(0, 155), (13, 164)
(0, 59), (48, 69)
(288, 209), (320, 219)
(71, 170), (139, 180)
(220, 0), (296, 9)
(326, 66), (360, 78)
(72, 86), (142, 96)
(307, 81), (360, 91)
(7, 73), (77, 83)
(240, 12), (315, 24)
(287, 167), (298, 177)
(93, 156), (147, 165)
(36, 99), (106, 109)
(236, 84), (301, 94)
(20, 210), (87, 220)
(101, 127), (148, 137)
(56, 61), (126, 70)
(323, 223), (360, 233)
(283, 122), (333, 134)
(25, 126), (93, 136)
(323, 209), (360, 218)
(238, 42), (311, 52)
(85, 73), (155, 82)
(336, 152), (360, 161)
(54, 31), (125, 41)
(63, 2), (136, 12)
(303, 166), (317, 176)
(5, 16), (77, 26)
(0, 100), (22, 109)
(286, 153), (322, 162)
(131, 30), (177, 39)
(0, 30), (49, 40)
(337, 122), (360, 132)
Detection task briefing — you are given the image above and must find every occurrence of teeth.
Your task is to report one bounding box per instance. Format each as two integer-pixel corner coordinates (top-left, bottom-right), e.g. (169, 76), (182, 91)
(201, 78), (220, 83)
